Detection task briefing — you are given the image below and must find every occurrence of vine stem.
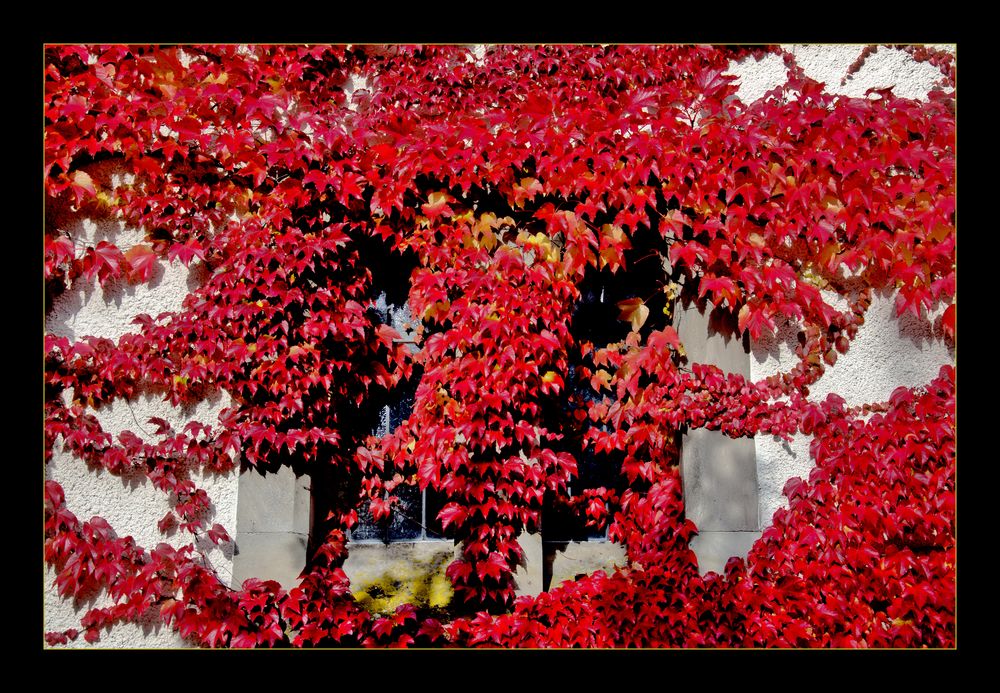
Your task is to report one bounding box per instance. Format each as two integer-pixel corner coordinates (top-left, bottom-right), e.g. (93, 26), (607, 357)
(123, 397), (155, 439)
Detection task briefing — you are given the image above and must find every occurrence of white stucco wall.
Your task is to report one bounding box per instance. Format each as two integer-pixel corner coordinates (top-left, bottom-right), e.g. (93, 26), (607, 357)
(726, 45), (956, 531)
(46, 220), (211, 343)
(727, 43), (954, 104)
(45, 174), (239, 647)
(751, 291), (954, 527)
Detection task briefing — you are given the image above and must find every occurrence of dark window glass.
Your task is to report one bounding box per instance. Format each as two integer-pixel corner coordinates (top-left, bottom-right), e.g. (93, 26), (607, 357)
(351, 294), (448, 543)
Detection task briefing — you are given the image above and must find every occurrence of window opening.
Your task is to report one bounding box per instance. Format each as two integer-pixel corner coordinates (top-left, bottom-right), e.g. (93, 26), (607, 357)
(540, 233), (670, 588)
(543, 274), (626, 545)
(349, 292), (446, 544)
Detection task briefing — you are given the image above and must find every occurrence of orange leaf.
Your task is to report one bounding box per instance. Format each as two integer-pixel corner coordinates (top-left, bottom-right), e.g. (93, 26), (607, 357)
(590, 368), (612, 391)
(421, 191), (455, 220)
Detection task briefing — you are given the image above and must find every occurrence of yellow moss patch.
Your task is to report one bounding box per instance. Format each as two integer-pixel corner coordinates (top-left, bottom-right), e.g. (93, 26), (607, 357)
(350, 549), (455, 615)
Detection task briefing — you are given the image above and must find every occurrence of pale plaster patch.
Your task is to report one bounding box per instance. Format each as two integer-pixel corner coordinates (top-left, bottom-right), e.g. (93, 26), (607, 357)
(43, 574), (191, 648)
(46, 216), (210, 343)
(726, 44), (946, 106)
(927, 44), (956, 56)
(468, 44), (487, 65)
(754, 433), (815, 533)
(784, 44), (864, 93)
(343, 74), (369, 113)
(781, 44), (947, 101)
(44, 387), (238, 648)
(806, 290), (953, 406)
(44, 208), (237, 647)
(751, 289), (954, 528)
(725, 52), (788, 105)
(837, 46), (947, 100)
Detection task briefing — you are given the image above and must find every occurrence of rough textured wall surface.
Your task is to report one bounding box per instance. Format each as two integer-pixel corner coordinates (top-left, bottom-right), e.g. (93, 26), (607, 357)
(728, 44), (956, 532)
(751, 290), (954, 529)
(727, 44), (954, 104)
(45, 165), (239, 647)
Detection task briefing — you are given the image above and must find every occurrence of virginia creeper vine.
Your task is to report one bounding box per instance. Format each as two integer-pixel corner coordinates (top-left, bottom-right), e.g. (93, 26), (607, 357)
(44, 44), (955, 647)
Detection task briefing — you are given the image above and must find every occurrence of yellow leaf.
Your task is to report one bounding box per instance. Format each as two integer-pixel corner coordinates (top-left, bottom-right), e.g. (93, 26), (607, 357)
(71, 170), (96, 194)
(422, 300), (450, 321)
(800, 263), (829, 289)
(435, 387), (450, 405)
(480, 228), (497, 251)
(427, 191), (451, 207)
(527, 231), (549, 247)
(601, 223), (629, 246)
(617, 297), (650, 332)
(474, 212), (497, 233)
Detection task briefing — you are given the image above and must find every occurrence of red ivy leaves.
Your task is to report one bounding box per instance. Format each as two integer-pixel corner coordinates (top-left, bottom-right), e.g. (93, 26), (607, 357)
(44, 44), (954, 648)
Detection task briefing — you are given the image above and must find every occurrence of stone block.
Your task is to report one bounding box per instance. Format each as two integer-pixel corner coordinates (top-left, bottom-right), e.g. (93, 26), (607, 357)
(513, 531), (543, 597)
(235, 465), (311, 534)
(675, 297), (759, 532)
(674, 296), (750, 378)
(681, 428), (759, 531)
(689, 530), (761, 576)
(230, 532), (308, 589)
(544, 540), (627, 591)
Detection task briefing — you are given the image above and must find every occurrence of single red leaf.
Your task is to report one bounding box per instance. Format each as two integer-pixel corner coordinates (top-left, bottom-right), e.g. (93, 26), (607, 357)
(125, 244), (158, 282)
(437, 503), (467, 531)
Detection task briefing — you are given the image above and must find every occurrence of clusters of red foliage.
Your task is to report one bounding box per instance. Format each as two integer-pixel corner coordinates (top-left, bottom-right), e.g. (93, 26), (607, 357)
(44, 44), (955, 647)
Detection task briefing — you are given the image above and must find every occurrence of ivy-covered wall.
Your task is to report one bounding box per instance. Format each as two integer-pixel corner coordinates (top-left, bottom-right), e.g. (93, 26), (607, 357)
(44, 43), (955, 648)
